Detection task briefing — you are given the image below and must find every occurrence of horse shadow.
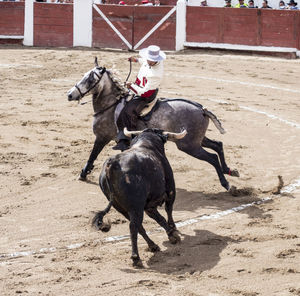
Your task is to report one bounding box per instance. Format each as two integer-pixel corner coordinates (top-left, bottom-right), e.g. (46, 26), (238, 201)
(145, 229), (233, 275)
(174, 187), (272, 221)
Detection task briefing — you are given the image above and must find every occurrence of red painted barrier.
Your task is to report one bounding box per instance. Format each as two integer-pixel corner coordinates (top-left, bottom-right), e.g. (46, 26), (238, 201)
(34, 3), (73, 47)
(0, 2), (24, 36)
(186, 7), (300, 50)
(0, 2), (299, 54)
(260, 10), (299, 48)
(133, 6), (176, 50)
(93, 5), (134, 50)
(92, 4), (176, 50)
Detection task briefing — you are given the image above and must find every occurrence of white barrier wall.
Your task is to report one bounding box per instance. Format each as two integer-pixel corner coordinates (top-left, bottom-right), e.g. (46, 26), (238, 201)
(73, 0), (93, 47)
(176, 0), (186, 51)
(23, 0), (34, 46)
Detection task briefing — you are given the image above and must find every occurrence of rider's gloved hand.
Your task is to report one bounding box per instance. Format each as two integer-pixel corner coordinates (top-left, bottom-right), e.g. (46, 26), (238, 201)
(128, 57), (138, 63)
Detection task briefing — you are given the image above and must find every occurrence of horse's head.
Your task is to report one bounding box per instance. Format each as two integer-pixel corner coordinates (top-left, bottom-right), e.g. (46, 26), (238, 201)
(67, 57), (106, 102)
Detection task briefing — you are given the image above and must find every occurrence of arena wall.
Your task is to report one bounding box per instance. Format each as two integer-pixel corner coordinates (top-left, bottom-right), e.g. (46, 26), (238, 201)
(0, 0), (299, 56)
(33, 3), (73, 47)
(186, 7), (300, 48)
(0, 2), (24, 44)
(92, 4), (176, 50)
(185, 6), (300, 57)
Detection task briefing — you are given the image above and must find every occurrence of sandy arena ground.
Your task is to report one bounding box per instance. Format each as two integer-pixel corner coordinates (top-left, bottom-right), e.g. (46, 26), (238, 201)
(0, 46), (300, 296)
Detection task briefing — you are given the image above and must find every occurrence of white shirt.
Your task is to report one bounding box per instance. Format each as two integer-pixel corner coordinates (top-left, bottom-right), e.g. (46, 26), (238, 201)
(129, 58), (164, 97)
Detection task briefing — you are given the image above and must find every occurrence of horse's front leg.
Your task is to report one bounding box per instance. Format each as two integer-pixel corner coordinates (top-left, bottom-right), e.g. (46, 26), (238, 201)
(79, 138), (109, 180)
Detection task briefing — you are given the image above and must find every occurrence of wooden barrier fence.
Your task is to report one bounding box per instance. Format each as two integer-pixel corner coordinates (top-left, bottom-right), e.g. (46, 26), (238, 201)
(34, 3), (73, 47)
(92, 5), (176, 50)
(0, 1), (299, 56)
(186, 7), (300, 50)
(0, 2), (24, 44)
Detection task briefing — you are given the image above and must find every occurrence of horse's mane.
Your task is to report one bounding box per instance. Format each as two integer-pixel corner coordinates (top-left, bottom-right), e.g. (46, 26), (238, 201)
(106, 69), (128, 99)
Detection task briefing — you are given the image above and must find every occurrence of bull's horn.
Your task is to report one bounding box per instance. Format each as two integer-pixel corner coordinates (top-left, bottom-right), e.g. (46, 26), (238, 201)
(163, 129), (187, 140)
(94, 57), (99, 67)
(123, 127), (143, 138)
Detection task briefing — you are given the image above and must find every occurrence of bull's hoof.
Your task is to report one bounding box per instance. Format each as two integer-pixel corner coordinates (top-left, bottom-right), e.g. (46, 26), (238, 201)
(100, 222), (111, 232)
(230, 169), (240, 177)
(168, 230), (181, 244)
(131, 255), (143, 268)
(147, 244), (160, 253)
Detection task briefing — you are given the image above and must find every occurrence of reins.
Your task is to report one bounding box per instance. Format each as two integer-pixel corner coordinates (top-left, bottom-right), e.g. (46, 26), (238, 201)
(93, 100), (120, 117)
(124, 59), (132, 86)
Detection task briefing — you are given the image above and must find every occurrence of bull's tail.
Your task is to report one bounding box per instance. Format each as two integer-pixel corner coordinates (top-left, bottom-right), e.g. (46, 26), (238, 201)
(203, 108), (226, 134)
(92, 201), (112, 232)
(92, 159), (115, 232)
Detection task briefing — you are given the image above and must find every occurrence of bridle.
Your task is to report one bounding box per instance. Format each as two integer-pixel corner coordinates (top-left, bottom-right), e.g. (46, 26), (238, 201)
(75, 67), (106, 100)
(74, 64), (130, 117)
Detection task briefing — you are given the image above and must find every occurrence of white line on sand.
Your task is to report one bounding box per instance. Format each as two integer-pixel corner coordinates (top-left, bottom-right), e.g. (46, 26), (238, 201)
(1, 178), (299, 262)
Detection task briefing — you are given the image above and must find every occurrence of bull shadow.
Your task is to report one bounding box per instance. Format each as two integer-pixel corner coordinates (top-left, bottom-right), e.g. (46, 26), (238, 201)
(174, 187), (273, 221)
(146, 229), (233, 275)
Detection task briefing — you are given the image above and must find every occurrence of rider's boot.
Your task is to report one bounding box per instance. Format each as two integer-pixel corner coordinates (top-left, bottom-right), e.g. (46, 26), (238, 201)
(112, 131), (130, 151)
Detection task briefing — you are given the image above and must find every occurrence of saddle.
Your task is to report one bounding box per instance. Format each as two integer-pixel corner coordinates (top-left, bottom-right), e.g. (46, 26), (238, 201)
(114, 96), (161, 127)
(139, 97), (158, 117)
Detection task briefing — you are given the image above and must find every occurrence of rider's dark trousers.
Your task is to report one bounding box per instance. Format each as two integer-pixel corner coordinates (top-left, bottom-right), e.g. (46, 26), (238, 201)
(116, 89), (158, 136)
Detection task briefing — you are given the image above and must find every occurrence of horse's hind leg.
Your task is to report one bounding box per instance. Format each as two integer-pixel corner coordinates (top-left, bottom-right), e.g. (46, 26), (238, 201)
(79, 138), (108, 180)
(177, 143), (230, 191)
(202, 137), (239, 177)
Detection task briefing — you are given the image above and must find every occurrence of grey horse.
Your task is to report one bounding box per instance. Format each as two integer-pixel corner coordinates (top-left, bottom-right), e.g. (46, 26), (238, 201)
(67, 58), (239, 191)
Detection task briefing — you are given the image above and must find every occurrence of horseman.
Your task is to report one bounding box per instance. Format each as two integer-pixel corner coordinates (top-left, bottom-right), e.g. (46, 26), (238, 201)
(112, 45), (166, 151)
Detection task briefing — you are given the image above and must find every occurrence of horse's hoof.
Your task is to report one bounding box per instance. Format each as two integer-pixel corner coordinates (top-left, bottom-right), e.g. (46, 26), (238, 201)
(78, 174), (87, 181)
(230, 169), (240, 177)
(223, 182), (230, 191)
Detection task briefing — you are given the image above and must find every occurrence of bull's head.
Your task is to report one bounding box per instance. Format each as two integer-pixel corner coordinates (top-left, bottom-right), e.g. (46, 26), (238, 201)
(124, 128), (187, 142)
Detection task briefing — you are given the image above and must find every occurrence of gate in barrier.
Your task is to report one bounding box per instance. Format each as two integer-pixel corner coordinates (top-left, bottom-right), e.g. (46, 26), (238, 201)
(92, 4), (176, 50)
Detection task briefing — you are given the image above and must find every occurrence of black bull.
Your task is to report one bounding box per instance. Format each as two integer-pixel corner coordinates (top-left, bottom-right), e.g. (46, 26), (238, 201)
(92, 128), (186, 267)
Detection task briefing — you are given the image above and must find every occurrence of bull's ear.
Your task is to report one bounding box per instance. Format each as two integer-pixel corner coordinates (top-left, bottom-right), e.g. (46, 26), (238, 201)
(94, 57), (99, 67)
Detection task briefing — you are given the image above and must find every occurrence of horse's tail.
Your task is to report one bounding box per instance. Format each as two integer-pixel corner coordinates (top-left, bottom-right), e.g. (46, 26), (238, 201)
(203, 108), (226, 134)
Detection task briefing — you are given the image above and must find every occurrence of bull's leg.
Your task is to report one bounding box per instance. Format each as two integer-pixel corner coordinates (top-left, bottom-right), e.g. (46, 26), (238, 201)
(79, 139), (108, 180)
(202, 137), (239, 177)
(138, 225), (160, 253)
(145, 208), (180, 244)
(177, 144), (230, 191)
(115, 207), (159, 253)
(128, 211), (143, 267)
(165, 190), (176, 231)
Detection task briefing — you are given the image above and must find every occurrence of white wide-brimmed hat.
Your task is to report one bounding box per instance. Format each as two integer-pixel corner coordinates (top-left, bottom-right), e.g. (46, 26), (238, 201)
(139, 45), (166, 62)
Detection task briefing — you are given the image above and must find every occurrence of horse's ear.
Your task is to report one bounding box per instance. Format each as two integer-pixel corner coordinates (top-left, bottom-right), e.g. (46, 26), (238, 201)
(94, 57), (99, 67)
